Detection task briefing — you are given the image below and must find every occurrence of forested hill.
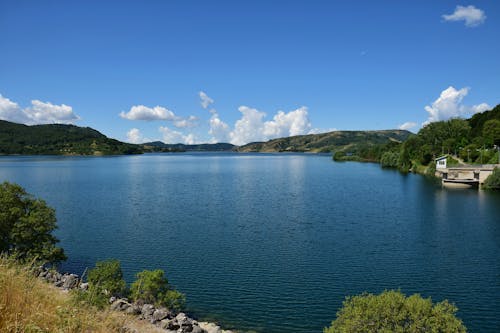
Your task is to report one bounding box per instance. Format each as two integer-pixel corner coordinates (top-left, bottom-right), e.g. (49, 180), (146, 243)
(142, 141), (235, 152)
(236, 130), (412, 153)
(0, 120), (142, 155)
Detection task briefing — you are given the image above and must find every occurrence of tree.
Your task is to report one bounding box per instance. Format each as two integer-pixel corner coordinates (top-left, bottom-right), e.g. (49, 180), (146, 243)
(87, 259), (127, 296)
(482, 119), (500, 146)
(0, 182), (66, 264)
(324, 290), (466, 333)
(130, 269), (185, 310)
(483, 168), (500, 190)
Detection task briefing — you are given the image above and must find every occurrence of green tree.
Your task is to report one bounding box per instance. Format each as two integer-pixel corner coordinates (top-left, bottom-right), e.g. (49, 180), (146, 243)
(482, 119), (500, 146)
(130, 269), (185, 310)
(87, 259), (127, 296)
(324, 290), (466, 333)
(0, 182), (66, 264)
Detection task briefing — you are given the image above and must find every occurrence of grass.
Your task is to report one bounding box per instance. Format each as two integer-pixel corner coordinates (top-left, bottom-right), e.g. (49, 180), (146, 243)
(0, 256), (129, 333)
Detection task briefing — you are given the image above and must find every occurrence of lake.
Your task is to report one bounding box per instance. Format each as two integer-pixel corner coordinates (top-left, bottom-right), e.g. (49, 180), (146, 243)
(0, 153), (499, 332)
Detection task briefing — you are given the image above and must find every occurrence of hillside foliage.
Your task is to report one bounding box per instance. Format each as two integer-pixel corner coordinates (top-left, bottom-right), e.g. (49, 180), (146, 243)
(0, 120), (142, 155)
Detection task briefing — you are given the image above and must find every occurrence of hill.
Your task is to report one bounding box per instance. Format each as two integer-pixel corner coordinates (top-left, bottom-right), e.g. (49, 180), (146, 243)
(142, 141), (236, 152)
(236, 130), (412, 153)
(0, 120), (142, 155)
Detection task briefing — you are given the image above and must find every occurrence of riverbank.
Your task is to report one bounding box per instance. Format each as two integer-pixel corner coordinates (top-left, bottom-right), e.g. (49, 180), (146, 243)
(0, 257), (235, 333)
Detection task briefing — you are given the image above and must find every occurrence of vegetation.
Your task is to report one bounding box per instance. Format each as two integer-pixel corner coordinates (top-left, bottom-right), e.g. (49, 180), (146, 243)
(237, 130), (412, 153)
(483, 167), (500, 190)
(130, 269), (186, 311)
(0, 182), (66, 264)
(142, 141), (236, 152)
(324, 290), (466, 333)
(0, 256), (127, 333)
(0, 120), (142, 155)
(341, 105), (500, 172)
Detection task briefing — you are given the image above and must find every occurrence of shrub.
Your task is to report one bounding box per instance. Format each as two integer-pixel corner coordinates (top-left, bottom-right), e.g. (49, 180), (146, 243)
(130, 269), (185, 310)
(483, 167), (500, 190)
(77, 259), (127, 308)
(324, 290), (466, 333)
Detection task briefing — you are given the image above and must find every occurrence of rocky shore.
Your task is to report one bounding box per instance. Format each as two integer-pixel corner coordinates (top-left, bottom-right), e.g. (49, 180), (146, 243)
(36, 266), (235, 333)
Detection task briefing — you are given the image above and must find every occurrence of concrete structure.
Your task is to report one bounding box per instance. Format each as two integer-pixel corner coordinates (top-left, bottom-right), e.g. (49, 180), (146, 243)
(435, 164), (497, 189)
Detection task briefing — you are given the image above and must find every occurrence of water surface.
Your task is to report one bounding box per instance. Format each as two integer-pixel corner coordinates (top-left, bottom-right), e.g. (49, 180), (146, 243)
(1, 153), (499, 332)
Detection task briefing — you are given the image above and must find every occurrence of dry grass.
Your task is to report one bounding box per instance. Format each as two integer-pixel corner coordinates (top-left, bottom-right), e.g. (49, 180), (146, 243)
(0, 256), (129, 333)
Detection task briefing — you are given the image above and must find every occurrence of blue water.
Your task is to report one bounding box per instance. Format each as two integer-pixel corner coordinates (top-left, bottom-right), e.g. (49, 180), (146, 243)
(0, 153), (499, 332)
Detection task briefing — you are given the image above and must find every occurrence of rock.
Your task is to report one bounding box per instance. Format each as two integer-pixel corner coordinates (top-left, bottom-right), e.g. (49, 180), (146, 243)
(125, 304), (141, 315)
(160, 319), (180, 331)
(62, 274), (79, 289)
(191, 326), (206, 333)
(141, 304), (155, 320)
(79, 282), (89, 290)
(54, 280), (64, 287)
(199, 322), (222, 333)
(111, 299), (131, 311)
(109, 296), (117, 304)
(152, 307), (172, 323)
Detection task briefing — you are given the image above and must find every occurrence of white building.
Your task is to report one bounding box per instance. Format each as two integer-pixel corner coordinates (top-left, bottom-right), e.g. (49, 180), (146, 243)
(435, 155), (447, 169)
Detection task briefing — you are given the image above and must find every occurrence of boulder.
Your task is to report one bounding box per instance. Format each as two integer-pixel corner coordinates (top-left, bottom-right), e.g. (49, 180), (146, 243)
(79, 282), (89, 291)
(125, 304), (141, 315)
(111, 299), (131, 311)
(62, 274), (79, 289)
(199, 322), (222, 333)
(160, 319), (180, 331)
(152, 307), (172, 323)
(141, 304), (155, 320)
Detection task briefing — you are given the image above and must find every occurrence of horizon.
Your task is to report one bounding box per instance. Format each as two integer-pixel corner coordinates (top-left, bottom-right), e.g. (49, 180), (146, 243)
(1, 1), (499, 145)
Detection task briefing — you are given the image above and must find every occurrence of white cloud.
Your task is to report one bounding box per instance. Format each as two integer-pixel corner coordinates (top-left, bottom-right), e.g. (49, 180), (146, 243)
(443, 5), (486, 27)
(423, 86), (490, 125)
(209, 112), (231, 143)
(25, 100), (80, 124)
(398, 122), (417, 131)
(173, 115), (198, 128)
(226, 106), (313, 145)
(120, 105), (177, 121)
(0, 94), (80, 125)
(199, 91), (214, 109)
(159, 126), (197, 144)
(126, 128), (144, 144)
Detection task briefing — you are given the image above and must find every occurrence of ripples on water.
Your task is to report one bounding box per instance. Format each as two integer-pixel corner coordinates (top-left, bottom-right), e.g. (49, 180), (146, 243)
(0, 153), (499, 332)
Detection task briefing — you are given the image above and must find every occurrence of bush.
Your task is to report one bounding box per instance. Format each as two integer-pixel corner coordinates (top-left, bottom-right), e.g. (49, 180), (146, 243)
(483, 167), (500, 190)
(0, 182), (66, 264)
(324, 290), (466, 333)
(130, 269), (185, 310)
(76, 259), (127, 308)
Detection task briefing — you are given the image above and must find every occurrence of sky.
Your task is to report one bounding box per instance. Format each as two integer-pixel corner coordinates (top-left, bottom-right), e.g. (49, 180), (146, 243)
(0, 1), (499, 145)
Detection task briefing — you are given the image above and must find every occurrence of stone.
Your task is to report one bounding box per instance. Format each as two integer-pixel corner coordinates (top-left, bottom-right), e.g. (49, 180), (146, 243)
(109, 296), (117, 304)
(141, 304), (155, 319)
(152, 307), (172, 322)
(79, 282), (89, 290)
(191, 326), (205, 333)
(199, 322), (222, 333)
(62, 274), (79, 289)
(111, 299), (131, 311)
(160, 319), (180, 331)
(125, 304), (141, 315)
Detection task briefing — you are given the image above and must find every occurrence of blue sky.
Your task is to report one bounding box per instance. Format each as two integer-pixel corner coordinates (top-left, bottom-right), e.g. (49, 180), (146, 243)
(0, 1), (499, 144)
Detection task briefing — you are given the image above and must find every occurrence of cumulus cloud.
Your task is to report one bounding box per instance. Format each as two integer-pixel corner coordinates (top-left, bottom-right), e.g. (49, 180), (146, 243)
(209, 112), (231, 143)
(199, 91), (214, 109)
(173, 115), (198, 128)
(423, 86), (490, 125)
(120, 105), (177, 121)
(0, 94), (80, 125)
(227, 106), (312, 145)
(442, 5), (486, 27)
(159, 126), (197, 144)
(126, 128), (144, 144)
(398, 122), (417, 131)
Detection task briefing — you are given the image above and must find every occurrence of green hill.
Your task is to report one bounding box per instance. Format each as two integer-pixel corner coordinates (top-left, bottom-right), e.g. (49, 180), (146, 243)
(0, 120), (142, 155)
(142, 141), (236, 152)
(236, 130), (412, 153)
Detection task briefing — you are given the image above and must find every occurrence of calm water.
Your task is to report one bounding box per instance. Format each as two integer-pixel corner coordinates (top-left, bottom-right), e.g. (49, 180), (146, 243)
(0, 153), (499, 332)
